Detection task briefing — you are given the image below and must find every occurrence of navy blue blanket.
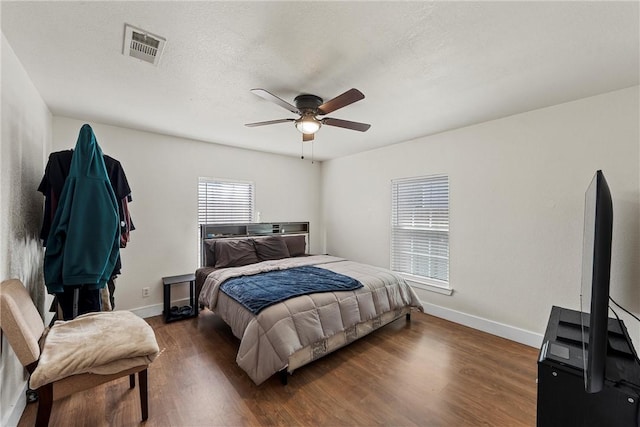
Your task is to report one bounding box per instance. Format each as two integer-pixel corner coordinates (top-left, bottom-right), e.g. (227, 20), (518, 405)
(220, 266), (363, 314)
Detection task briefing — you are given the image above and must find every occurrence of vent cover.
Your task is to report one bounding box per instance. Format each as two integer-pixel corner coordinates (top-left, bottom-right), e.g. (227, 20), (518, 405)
(123, 24), (166, 66)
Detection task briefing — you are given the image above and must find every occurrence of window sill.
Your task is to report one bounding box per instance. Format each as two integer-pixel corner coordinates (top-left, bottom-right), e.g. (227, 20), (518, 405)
(399, 274), (453, 296)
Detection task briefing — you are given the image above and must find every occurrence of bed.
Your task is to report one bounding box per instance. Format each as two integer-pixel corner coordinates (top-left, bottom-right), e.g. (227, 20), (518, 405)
(196, 232), (423, 385)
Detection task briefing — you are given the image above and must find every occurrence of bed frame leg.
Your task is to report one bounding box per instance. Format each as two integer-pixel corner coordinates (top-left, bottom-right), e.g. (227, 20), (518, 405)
(280, 369), (289, 385)
(406, 312), (411, 321)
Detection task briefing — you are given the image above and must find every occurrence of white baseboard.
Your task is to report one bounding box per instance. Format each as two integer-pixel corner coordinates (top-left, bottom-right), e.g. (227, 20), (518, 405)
(130, 297), (543, 349)
(130, 297), (192, 319)
(133, 298), (543, 348)
(420, 300), (544, 348)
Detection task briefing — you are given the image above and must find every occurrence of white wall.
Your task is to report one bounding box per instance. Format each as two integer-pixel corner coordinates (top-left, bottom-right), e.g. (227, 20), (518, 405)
(52, 117), (322, 315)
(0, 33), (52, 427)
(321, 86), (640, 345)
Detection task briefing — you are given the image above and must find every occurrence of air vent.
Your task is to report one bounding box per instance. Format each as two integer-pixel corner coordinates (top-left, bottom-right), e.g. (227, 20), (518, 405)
(123, 24), (166, 66)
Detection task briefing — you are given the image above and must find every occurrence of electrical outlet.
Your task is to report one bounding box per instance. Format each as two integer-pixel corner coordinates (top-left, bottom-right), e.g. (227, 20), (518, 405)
(142, 287), (150, 298)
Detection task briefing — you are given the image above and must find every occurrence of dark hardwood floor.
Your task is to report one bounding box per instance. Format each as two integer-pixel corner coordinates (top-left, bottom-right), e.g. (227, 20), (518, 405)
(19, 310), (539, 426)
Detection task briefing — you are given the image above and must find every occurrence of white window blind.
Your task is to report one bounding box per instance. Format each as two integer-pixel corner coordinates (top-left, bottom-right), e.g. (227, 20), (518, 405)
(198, 178), (254, 224)
(391, 175), (449, 286)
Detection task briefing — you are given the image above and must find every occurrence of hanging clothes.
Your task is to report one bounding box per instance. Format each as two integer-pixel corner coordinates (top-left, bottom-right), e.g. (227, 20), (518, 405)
(39, 127), (134, 314)
(42, 124), (120, 318)
(39, 151), (135, 256)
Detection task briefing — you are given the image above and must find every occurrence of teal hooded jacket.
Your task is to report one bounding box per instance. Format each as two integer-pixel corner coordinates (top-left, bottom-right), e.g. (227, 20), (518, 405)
(44, 125), (120, 293)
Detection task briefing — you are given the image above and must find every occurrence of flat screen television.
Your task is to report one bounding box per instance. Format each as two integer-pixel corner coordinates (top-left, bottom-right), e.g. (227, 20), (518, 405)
(580, 170), (613, 394)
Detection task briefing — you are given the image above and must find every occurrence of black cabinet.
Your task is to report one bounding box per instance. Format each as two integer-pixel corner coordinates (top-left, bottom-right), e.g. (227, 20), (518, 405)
(537, 306), (640, 426)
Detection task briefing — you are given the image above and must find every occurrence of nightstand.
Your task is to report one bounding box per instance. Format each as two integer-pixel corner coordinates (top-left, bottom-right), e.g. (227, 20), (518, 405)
(162, 273), (198, 323)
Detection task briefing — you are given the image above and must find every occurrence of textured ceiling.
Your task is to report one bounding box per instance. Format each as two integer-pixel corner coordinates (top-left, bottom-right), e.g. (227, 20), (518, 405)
(2, 1), (638, 161)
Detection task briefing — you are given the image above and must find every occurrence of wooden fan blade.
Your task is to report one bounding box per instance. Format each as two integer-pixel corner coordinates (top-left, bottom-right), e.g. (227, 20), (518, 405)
(250, 89), (299, 114)
(323, 118), (371, 132)
(303, 133), (314, 142)
(245, 118), (295, 127)
(317, 88), (365, 115)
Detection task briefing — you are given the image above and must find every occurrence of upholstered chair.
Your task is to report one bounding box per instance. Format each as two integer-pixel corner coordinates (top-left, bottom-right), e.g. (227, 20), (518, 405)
(0, 279), (159, 426)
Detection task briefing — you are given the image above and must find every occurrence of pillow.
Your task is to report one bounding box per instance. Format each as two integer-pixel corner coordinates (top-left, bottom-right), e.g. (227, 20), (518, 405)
(203, 239), (217, 267)
(214, 239), (259, 268)
(283, 235), (306, 257)
(253, 236), (290, 261)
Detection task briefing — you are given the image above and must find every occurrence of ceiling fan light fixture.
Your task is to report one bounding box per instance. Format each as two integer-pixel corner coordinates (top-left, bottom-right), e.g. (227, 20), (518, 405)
(246, 88), (370, 138)
(295, 116), (321, 134)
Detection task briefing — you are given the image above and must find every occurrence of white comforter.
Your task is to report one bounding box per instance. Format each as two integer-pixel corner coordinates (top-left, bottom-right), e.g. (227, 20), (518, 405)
(199, 255), (423, 384)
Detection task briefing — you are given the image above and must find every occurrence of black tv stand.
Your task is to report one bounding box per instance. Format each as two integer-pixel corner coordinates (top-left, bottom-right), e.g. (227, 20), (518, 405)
(554, 310), (635, 359)
(537, 306), (640, 426)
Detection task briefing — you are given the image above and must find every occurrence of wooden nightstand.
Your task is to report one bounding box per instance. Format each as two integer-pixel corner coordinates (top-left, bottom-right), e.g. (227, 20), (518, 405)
(162, 273), (198, 323)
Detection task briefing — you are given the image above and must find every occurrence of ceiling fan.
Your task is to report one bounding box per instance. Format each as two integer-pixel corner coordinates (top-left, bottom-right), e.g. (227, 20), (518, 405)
(245, 88), (371, 141)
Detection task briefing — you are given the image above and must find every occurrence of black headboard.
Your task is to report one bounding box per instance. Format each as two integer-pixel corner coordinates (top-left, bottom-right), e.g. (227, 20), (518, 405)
(199, 222), (310, 266)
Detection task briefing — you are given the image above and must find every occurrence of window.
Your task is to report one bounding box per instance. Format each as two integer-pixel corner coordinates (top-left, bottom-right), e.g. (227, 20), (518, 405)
(198, 178), (254, 224)
(391, 175), (449, 291)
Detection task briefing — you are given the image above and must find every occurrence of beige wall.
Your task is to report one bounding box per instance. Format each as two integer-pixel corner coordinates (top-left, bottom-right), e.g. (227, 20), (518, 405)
(321, 86), (640, 345)
(0, 33), (52, 427)
(52, 117), (322, 314)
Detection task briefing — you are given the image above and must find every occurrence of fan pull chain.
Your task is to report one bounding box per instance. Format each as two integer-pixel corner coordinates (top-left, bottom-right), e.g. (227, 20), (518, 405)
(299, 141), (314, 164)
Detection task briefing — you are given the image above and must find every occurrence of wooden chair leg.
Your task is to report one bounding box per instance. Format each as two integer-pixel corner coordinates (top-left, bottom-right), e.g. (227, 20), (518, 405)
(138, 369), (148, 421)
(35, 383), (53, 427)
(129, 373), (135, 389)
